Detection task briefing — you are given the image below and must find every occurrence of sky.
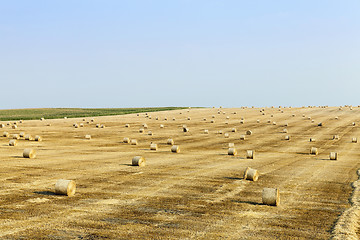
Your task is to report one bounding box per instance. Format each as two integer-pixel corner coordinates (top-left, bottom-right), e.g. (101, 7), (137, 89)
(0, 0), (359, 109)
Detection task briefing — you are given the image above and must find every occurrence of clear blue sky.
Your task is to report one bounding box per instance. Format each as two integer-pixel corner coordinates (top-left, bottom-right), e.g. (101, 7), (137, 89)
(1, 1), (359, 109)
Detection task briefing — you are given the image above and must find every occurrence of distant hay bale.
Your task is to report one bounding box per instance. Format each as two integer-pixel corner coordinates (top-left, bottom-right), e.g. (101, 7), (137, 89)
(232, 128), (237, 132)
(155, 117), (159, 120)
(160, 124), (164, 128)
(23, 148), (36, 158)
(74, 124), (79, 128)
(12, 134), (20, 140)
(271, 114), (274, 117)
(148, 131), (153, 136)
(20, 132), (25, 137)
(310, 147), (318, 155)
(139, 128), (144, 133)
(3, 132), (9, 137)
(85, 135), (91, 140)
(172, 117), (176, 121)
(292, 114), (295, 117)
(183, 127), (189, 132)
(318, 122), (323, 126)
(272, 122), (276, 125)
(283, 129), (288, 133)
(55, 179), (76, 196)
(12, 125), (17, 129)
(330, 152), (338, 160)
(91, 119), (94, 122)
(267, 120), (271, 123)
(204, 129), (209, 134)
(164, 117), (168, 121)
(132, 156), (145, 166)
(284, 135), (290, 140)
(25, 134), (33, 140)
(333, 135), (340, 140)
(310, 138), (315, 142)
(284, 123), (288, 126)
(83, 118), (86, 121)
(0, 124), (4, 128)
(125, 124), (130, 128)
(218, 130), (223, 134)
(257, 120), (260, 123)
(211, 120), (215, 123)
(64, 117), (67, 119)
(40, 117), (45, 121)
(171, 145), (180, 153)
(19, 120), (23, 123)
(311, 120), (314, 123)
(224, 133), (229, 138)
(262, 188), (280, 206)
(167, 139), (174, 145)
(226, 116), (230, 119)
(212, 115), (215, 118)
(187, 117), (191, 120)
(308, 117), (311, 120)
(225, 121), (229, 125)
(123, 137), (130, 143)
(79, 123), (84, 127)
(352, 137), (357, 143)
(246, 150), (254, 159)
(228, 143), (234, 148)
(335, 116), (339, 120)
(100, 125), (105, 128)
(143, 123), (148, 129)
(228, 148), (237, 156)
(9, 139), (17, 146)
(47, 123), (51, 126)
(240, 135), (246, 140)
(131, 139), (138, 145)
(240, 120), (244, 124)
(246, 130), (252, 135)
(243, 167), (259, 181)
(150, 143), (157, 151)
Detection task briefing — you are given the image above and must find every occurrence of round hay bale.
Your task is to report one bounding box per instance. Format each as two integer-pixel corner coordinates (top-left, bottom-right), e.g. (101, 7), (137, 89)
(91, 119), (94, 122)
(228, 148), (237, 156)
(218, 130), (223, 134)
(224, 133), (229, 138)
(246, 130), (252, 135)
(12, 125), (17, 129)
(187, 117), (191, 120)
(55, 179), (76, 196)
(203, 118), (207, 121)
(330, 152), (337, 160)
(311, 120), (315, 123)
(333, 135), (339, 140)
(74, 124), (79, 128)
(143, 123), (148, 129)
(172, 117), (176, 121)
(125, 124), (130, 128)
(284, 135), (290, 140)
(19, 120), (23, 123)
(25, 134), (33, 140)
(167, 139), (174, 145)
(308, 117), (311, 120)
(12, 134), (20, 140)
(150, 143), (158, 151)
(228, 143), (235, 148)
(310, 138), (315, 142)
(335, 116), (339, 120)
(211, 120), (215, 123)
(123, 137), (130, 143)
(183, 127), (189, 132)
(267, 120), (271, 123)
(318, 122), (322, 126)
(232, 128), (237, 132)
(83, 118), (86, 121)
(47, 123), (51, 126)
(283, 129), (288, 133)
(352, 137), (357, 143)
(64, 117), (67, 119)
(139, 128), (144, 133)
(212, 115), (215, 118)
(284, 123), (288, 126)
(272, 122), (276, 125)
(131, 139), (138, 145)
(164, 117), (168, 121)
(310, 147), (318, 155)
(262, 188), (280, 206)
(160, 124), (164, 128)
(155, 117), (159, 120)
(204, 129), (209, 134)
(132, 156), (145, 166)
(171, 145), (180, 153)
(9, 139), (17, 146)
(226, 116), (230, 119)
(35, 135), (42, 142)
(246, 150), (254, 159)
(225, 121), (229, 125)
(100, 125), (105, 128)
(0, 124), (4, 128)
(20, 132), (25, 137)
(256, 119), (260, 123)
(352, 122), (356, 126)
(85, 135), (91, 140)
(243, 167), (259, 181)
(3, 132), (9, 137)
(40, 117), (45, 121)
(240, 120), (244, 124)
(23, 148), (36, 158)
(240, 135), (246, 140)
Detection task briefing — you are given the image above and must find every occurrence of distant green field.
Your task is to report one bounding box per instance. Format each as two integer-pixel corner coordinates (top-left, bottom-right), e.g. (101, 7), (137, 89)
(0, 107), (190, 121)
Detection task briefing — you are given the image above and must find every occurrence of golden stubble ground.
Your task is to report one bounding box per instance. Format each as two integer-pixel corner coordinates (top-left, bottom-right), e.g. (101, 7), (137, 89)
(0, 106), (359, 239)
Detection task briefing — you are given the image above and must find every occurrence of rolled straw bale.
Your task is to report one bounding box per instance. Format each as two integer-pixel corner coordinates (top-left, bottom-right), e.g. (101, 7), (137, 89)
(132, 156), (145, 166)
(228, 143), (235, 148)
(64, 117), (67, 119)
(91, 119), (94, 122)
(12, 125), (17, 129)
(335, 116), (339, 120)
(271, 114), (274, 117)
(55, 179), (76, 196)
(3, 132), (9, 137)
(292, 114), (296, 117)
(262, 188), (280, 206)
(171, 145), (180, 153)
(85, 135), (91, 140)
(352, 122), (356, 126)
(283, 129), (288, 133)
(243, 167), (259, 181)
(167, 139), (174, 145)
(204, 129), (209, 134)
(12, 134), (20, 140)
(226, 116), (230, 119)
(160, 124), (164, 128)
(284, 135), (290, 140)
(125, 124), (130, 127)
(273, 122), (276, 125)
(150, 143), (158, 151)
(23, 148), (36, 158)
(267, 120), (271, 123)
(352, 137), (357, 143)
(164, 117), (168, 121)
(318, 123), (322, 126)
(246, 150), (254, 159)
(139, 128), (144, 133)
(183, 127), (189, 132)
(310, 147), (318, 155)
(308, 117), (311, 120)
(6, 122), (10, 125)
(79, 123), (84, 127)
(83, 118), (86, 121)
(228, 148), (237, 156)
(232, 128), (237, 132)
(172, 117), (176, 121)
(100, 125), (105, 128)
(143, 123), (148, 129)
(257, 120), (260, 123)
(74, 124), (79, 128)
(203, 118), (207, 121)
(262, 113), (265, 115)
(240, 120), (244, 124)
(218, 130), (223, 134)
(25, 134), (33, 140)
(20, 132), (25, 137)
(310, 138), (315, 142)
(225, 121), (229, 125)
(131, 139), (138, 145)
(224, 133), (229, 138)
(211, 120), (215, 123)
(40, 117), (45, 121)
(241, 117), (244, 120)
(187, 117), (191, 120)
(9, 139), (17, 146)
(333, 135), (339, 140)
(155, 117), (159, 120)
(311, 120), (314, 123)
(123, 137), (130, 143)
(47, 123), (51, 126)
(240, 135), (246, 140)
(246, 130), (252, 135)
(284, 123), (289, 126)
(0, 124), (4, 128)
(330, 152), (338, 160)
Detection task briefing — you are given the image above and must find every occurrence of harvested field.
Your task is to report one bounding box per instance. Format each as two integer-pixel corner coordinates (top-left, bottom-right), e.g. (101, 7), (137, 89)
(0, 106), (360, 239)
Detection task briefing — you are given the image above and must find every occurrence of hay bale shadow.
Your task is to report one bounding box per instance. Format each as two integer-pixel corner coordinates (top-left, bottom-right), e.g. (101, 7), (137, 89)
(232, 200), (262, 206)
(34, 191), (56, 196)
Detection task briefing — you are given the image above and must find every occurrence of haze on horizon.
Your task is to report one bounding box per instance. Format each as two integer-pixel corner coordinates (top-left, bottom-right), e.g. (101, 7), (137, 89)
(0, 1), (359, 109)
